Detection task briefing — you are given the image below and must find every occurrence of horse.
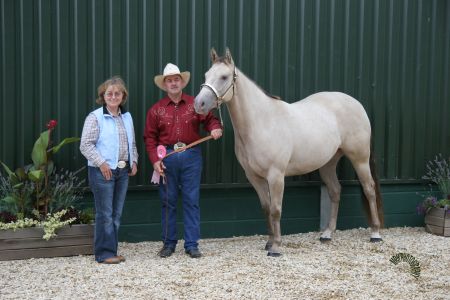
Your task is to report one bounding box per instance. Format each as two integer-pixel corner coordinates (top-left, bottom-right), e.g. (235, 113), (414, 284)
(194, 48), (383, 257)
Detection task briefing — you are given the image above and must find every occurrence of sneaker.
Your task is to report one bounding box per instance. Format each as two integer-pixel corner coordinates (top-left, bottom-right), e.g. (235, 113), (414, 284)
(158, 246), (175, 258)
(185, 248), (202, 258)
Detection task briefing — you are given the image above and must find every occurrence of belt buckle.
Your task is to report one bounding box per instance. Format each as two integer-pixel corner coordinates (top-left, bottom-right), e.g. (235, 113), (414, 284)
(174, 142), (186, 151)
(117, 161), (127, 169)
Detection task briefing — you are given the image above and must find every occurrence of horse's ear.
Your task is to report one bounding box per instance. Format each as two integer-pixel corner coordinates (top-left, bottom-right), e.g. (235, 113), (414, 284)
(210, 48), (218, 63)
(225, 47), (234, 65)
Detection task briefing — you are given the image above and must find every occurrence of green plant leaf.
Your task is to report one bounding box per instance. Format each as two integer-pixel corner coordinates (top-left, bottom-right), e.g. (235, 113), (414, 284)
(47, 160), (54, 174)
(1, 195), (17, 204)
(50, 137), (80, 154)
(31, 130), (50, 168)
(15, 167), (27, 180)
(12, 182), (24, 189)
(28, 170), (44, 182)
(0, 161), (14, 177)
(0, 161), (19, 183)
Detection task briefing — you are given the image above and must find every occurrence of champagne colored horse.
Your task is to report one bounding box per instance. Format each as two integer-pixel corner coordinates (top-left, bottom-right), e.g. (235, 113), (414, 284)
(194, 48), (383, 256)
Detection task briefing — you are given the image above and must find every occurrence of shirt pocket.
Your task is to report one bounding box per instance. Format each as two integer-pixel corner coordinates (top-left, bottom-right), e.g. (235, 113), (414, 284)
(183, 112), (200, 130)
(158, 116), (172, 131)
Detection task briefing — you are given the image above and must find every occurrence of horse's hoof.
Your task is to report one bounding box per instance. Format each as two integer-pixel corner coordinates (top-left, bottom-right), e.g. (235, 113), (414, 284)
(370, 237), (383, 243)
(319, 237), (331, 243)
(267, 251), (282, 257)
(264, 243), (273, 251)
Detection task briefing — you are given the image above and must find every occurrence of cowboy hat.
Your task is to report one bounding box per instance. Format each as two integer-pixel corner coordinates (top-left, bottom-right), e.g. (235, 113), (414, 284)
(154, 63), (190, 91)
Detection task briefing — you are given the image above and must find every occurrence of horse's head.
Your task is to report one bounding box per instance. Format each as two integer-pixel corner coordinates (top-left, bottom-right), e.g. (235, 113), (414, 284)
(194, 48), (236, 115)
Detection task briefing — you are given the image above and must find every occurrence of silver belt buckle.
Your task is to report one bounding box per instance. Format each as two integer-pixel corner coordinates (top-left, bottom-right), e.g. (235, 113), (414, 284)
(174, 142), (186, 151)
(117, 161), (127, 169)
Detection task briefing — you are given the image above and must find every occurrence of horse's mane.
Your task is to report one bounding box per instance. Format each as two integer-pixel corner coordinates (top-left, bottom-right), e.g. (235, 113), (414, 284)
(215, 57), (282, 101)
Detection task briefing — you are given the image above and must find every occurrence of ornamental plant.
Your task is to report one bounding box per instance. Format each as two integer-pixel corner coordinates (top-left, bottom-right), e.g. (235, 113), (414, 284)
(416, 195), (450, 215)
(422, 153), (450, 198)
(416, 154), (450, 215)
(0, 120), (93, 238)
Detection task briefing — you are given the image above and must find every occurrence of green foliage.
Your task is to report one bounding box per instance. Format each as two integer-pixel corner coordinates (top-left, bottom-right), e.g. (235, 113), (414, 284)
(0, 120), (80, 215)
(423, 154), (450, 197)
(79, 207), (95, 225)
(0, 209), (77, 240)
(0, 120), (89, 240)
(41, 210), (77, 240)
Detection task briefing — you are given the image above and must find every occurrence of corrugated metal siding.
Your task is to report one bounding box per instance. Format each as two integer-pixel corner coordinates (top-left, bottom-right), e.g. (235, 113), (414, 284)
(1, 0), (449, 187)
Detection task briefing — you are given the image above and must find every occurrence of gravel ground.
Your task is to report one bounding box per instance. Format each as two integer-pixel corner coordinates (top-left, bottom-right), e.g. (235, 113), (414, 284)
(1, 227), (449, 300)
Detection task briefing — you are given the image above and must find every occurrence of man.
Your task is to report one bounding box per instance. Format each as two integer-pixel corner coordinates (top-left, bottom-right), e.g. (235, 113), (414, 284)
(144, 63), (223, 258)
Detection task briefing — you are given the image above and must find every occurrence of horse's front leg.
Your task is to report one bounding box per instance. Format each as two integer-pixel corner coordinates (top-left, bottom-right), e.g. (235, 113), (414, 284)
(266, 172), (285, 257)
(246, 173), (274, 250)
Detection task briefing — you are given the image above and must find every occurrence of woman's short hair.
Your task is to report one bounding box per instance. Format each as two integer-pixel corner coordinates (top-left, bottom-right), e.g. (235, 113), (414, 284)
(96, 76), (129, 105)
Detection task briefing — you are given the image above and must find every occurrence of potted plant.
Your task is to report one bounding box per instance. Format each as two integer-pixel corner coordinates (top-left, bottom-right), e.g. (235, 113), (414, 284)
(417, 154), (450, 237)
(0, 120), (94, 260)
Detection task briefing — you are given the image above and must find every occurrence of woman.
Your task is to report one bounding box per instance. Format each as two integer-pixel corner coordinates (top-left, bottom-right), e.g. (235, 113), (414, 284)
(80, 76), (138, 264)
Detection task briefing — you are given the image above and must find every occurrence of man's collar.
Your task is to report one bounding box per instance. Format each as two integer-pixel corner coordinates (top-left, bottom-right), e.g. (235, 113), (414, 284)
(162, 93), (187, 106)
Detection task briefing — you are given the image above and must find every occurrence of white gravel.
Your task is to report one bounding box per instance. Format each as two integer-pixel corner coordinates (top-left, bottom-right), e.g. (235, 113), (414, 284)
(1, 227), (449, 300)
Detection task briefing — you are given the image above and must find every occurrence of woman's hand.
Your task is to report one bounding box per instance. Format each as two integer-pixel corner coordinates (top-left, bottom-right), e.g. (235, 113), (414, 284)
(99, 162), (112, 180)
(129, 163), (138, 176)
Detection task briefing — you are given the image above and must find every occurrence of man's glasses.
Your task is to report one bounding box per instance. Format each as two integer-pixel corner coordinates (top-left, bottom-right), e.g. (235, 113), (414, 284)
(104, 91), (123, 98)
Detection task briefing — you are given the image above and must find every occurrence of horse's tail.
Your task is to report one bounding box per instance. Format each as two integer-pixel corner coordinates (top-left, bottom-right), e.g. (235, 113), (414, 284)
(362, 138), (384, 228)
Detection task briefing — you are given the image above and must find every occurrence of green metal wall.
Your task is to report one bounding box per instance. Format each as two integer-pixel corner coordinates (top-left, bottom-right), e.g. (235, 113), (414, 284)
(1, 0), (449, 241)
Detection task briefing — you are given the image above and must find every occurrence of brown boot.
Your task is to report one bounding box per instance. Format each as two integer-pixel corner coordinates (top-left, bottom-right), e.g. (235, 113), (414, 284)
(99, 256), (121, 264)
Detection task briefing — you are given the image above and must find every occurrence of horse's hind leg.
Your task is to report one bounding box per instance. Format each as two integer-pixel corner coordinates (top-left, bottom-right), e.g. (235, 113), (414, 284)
(319, 151), (343, 241)
(246, 172), (274, 251)
(351, 159), (382, 241)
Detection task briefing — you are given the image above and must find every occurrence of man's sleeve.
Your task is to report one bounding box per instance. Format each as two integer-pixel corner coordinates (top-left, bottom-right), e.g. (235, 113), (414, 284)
(143, 107), (159, 164)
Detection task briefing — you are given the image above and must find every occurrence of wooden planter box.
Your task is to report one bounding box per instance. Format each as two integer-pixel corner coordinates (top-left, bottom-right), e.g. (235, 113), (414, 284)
(0, 224), (94, 261)
(424, 207), (450, 237)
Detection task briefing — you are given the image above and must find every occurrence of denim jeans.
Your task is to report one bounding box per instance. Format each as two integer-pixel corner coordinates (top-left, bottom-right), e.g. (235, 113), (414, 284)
(88, 166), (129, 262)
(159, 146), (202, 250)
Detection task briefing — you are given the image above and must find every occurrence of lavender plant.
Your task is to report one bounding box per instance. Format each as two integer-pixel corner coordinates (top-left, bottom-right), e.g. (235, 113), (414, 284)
(422, 154), (450, 198)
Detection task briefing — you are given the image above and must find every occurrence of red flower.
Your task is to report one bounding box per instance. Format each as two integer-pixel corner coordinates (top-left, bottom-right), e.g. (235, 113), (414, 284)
(46, 119), (58, 130)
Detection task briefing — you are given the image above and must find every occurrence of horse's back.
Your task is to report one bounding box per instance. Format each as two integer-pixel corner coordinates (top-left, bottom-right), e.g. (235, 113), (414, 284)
(293, 91), (370, 132)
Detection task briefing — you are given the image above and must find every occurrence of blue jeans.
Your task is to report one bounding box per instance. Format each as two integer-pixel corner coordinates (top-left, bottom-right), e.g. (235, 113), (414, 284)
(88, 166), (129, 262)
(159, 146), (202, 250)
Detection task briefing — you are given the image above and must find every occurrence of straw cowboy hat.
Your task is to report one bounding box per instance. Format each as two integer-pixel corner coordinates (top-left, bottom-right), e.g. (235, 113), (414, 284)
(154, 63), (190, 91)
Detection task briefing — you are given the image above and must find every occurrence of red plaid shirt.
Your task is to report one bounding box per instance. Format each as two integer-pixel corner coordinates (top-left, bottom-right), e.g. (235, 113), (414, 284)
(144, 93), (222, 164)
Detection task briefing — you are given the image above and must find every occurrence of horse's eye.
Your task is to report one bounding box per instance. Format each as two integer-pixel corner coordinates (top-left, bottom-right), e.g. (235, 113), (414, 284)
(221, 75), (228, 81)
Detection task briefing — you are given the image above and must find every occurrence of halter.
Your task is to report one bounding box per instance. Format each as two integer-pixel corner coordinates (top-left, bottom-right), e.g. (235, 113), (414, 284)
(199, 67), (237, 127)
(200, 66), (237, 107)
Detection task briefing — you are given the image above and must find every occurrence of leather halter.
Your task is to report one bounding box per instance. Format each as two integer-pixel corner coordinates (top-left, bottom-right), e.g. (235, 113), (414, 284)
(200, 67), (237, 106)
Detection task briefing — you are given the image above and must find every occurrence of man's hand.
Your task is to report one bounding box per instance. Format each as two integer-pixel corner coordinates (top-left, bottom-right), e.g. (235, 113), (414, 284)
(153, 160), (166, 175)
(211, 128), (223, 140)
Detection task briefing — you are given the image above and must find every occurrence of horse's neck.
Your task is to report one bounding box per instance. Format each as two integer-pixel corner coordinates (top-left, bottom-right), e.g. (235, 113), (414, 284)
(226, 70), (273, 137)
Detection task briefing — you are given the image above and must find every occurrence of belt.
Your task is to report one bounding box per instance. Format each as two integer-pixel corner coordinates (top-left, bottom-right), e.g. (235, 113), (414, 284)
(117, 161), (129, 169)
(166, 142), (187, 151)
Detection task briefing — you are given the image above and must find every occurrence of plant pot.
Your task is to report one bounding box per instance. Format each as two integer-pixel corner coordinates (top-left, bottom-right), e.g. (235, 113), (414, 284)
(424, 207), (450, 237)
(0, 224), (94, 261)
